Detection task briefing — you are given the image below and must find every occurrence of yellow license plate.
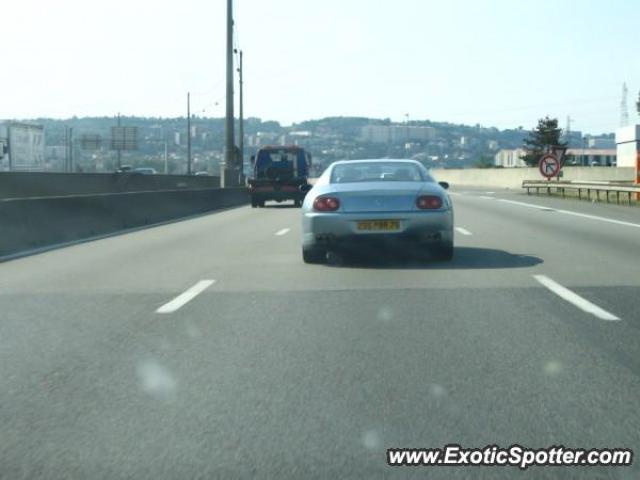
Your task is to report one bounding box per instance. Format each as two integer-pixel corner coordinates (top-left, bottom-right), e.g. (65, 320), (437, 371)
(356, 220), (400, 231)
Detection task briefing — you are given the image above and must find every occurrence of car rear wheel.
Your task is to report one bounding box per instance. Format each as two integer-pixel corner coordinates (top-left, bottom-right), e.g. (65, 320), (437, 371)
(294, 199), (302, 208)
(302, 247), (326, 264)
(433, 241), (454, 261)
(251, 197), (258, 208)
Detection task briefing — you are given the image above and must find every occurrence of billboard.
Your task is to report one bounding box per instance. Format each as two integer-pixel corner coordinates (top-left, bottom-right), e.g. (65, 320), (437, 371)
(81, 134), (102, 150)
(111, 126), (138, 151)
(7, 123), (45, 170)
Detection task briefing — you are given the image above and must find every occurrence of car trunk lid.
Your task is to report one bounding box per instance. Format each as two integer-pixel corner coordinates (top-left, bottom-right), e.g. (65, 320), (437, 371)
(332, 182), (429, 213)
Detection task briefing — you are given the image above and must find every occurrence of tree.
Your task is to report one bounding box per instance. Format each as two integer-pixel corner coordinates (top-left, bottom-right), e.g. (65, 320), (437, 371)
(521, 116), (566, 167)
(474, 155), (494, 168)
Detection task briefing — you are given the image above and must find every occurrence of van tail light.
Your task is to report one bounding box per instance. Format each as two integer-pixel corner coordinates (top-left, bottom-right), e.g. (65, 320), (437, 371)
(313, 196), (340, 211)
(416, 195), (443, 210)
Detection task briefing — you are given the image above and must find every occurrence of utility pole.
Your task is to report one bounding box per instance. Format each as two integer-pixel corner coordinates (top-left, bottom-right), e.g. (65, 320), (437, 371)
(222, 0), (236, 187)
(164, 139), (169, 174)
(116, 113), (121, 168)
(187, 92), (192, 175)
(69, 127), (74, 172)
(238, 49), (244, 183)
(64, 126), (69, 172)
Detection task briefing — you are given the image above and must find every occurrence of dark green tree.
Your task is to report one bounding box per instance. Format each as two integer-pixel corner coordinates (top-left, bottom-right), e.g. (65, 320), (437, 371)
(521, 116), (566, 166)
(474, 155), (494, 168)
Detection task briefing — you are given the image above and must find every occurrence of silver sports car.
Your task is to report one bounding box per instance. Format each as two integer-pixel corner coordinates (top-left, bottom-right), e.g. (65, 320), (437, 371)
(301, 159), (454, 263)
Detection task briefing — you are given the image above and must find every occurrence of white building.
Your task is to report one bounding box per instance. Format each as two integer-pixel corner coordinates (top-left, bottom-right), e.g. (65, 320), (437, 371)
(494, 148), (527, 167)
(615, 125), (639, 168)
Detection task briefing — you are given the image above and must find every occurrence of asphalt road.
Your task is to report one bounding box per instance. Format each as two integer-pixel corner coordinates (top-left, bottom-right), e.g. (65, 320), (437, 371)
(1, 187), (640, 479)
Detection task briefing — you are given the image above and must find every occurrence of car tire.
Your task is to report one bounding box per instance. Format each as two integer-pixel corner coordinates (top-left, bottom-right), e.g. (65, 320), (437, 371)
(258, 200), (265, 208)
(251, 198), (257, 208)
(294, 199), (302, 208)
(302, 247), (326, 264)
(433, 241), (454, 261)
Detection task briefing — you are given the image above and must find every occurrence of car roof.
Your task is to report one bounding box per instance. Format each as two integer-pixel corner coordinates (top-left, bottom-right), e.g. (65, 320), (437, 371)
(330, 159), (423, 167)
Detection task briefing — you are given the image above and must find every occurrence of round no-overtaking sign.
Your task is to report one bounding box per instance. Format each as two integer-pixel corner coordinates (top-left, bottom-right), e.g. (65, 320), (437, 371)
(539, 154), (561, 179)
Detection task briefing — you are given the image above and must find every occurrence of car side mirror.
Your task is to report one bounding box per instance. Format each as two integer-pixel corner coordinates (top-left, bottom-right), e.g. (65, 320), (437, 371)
(299, 184), (312, 193)
(438, 181), (449, 190)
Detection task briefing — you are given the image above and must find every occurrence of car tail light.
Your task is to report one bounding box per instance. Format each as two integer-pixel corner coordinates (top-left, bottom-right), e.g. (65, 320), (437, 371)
(416, 195), (443, 210)
(313, 196), (340, 211)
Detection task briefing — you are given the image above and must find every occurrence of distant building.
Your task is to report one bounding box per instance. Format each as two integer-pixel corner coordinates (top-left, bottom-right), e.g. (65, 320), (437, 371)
(585, 135), (615, 149)
(487, 140), (499, 151)
(290, 131), (312, 138)
(494, 148), (527, 167)
(566, 148), (616, 166)
(174, 132), (182, 145)
(46, 146), (66, 161)
(564, 131), (584, 148)
(615, 125), (639, 168)
(360, 125), (436, 144)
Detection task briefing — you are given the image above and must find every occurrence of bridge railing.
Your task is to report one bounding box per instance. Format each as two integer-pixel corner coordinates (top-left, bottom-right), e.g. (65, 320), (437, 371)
(522, 180), (640, 205)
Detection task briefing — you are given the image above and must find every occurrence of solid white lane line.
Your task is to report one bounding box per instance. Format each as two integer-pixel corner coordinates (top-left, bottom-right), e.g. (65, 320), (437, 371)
(499, 199), (549, 210)
(554, 208), (640, 229)
(500, 198), (640, 228)
(533, 275), (620, 321)
(156, 280), (216, 314)
(455, 227), (472, 236)
(275, 228), (291, 236)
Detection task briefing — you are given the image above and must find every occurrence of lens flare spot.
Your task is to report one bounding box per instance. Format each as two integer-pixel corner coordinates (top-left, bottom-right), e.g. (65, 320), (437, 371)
(377, 307), (393, 321)
(544, 361), (563, 376)
(362, 430), (382, 450)
(137, 360), (177, 397)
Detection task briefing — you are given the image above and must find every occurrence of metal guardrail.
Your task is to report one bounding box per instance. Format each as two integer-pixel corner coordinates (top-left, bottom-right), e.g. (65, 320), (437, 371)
(522, 180), (640, 205)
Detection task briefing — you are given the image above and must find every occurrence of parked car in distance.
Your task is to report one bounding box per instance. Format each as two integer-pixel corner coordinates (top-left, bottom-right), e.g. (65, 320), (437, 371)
(132, 167), (157, 175)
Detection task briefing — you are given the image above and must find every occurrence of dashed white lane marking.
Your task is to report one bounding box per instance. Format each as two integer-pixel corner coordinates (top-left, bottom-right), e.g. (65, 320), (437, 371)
(533, 275), (620, 321)
(499, 199), (640, 228)
(275, 228), (291, 236)
(479, 195), (494, 200)
(156, 280), (216, 314)
(455, 227), (472, 236)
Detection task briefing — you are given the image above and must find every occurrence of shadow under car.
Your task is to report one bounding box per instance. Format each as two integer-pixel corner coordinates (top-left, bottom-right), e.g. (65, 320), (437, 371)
(322, 246), (543, 270)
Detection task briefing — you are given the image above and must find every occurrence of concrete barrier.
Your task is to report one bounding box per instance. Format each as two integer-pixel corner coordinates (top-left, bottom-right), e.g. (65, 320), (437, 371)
(0, 188), (248, 258)
(0, 171), (221, 199)
(431, 167), (636, 189)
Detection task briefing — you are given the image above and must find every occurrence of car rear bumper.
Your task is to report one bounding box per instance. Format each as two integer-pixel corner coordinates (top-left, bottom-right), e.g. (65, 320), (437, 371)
(252, 190), (305, 202)
(302, 210), (453, 249)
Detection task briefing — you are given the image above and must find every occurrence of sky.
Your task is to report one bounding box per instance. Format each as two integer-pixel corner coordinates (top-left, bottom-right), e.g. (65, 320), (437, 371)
(3, 0), (639, 134)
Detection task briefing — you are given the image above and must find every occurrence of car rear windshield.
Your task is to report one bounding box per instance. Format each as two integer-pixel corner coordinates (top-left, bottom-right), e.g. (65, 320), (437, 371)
(330, 162), (428, 184)
(255, 149), (303, 178)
